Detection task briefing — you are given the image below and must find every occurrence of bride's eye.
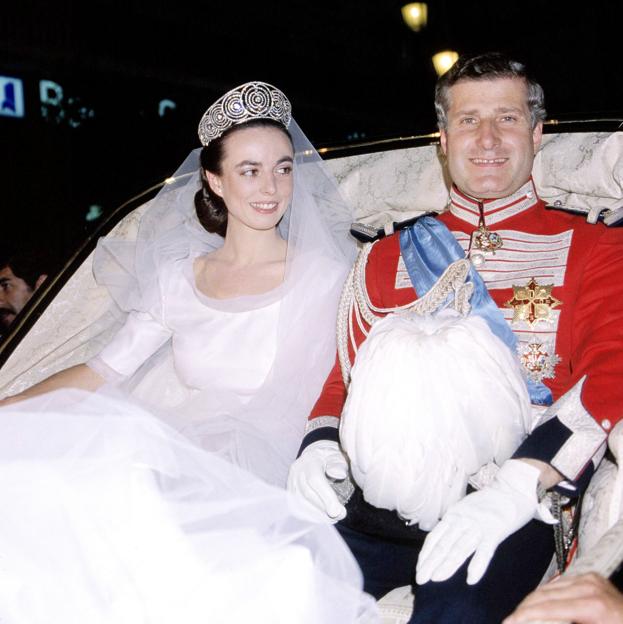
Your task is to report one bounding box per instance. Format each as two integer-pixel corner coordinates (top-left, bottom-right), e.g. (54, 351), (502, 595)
(276, 166), (292, 176)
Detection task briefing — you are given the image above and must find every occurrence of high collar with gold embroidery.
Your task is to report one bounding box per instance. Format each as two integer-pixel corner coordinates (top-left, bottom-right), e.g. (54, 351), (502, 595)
(449, 179), (540, 227)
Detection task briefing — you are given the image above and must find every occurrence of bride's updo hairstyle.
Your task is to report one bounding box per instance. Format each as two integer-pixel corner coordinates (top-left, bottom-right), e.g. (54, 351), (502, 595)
(194, 82), (293, 238)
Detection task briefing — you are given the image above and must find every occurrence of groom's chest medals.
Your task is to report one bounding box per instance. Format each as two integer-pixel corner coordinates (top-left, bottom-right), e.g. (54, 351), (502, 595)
(454, 227), (571, 383)
(392, 183), (572, 383)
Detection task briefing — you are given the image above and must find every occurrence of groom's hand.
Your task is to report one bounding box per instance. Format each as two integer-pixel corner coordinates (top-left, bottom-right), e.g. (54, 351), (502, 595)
(416, 459), (557, 586)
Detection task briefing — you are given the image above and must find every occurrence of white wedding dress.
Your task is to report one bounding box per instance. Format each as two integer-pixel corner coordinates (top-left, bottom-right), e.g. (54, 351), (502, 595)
(0, 255), (379, 622)
(93, 256), (280, 397)
(0, 390), (377, 624)
(89, 248), (345, 488)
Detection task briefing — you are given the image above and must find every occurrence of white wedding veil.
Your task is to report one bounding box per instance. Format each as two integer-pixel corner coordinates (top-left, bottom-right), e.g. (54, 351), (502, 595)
(91, 113), (356, 487)
(0, 390), (378, 623)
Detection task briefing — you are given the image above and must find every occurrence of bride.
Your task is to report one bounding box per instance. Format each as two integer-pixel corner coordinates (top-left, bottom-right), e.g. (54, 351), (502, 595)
(0, 83), (376, 623)
(0, 81), (354, 488)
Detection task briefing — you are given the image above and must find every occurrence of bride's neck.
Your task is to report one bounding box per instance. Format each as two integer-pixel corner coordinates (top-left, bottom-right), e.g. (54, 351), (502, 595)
(218, 223), (286, 265)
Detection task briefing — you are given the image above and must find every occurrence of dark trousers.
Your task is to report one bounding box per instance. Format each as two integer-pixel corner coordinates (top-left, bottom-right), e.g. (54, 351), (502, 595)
(337, 487), (555, 624)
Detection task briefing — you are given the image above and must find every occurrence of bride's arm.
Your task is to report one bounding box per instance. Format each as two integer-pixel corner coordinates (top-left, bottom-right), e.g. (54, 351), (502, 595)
(1, 264), (174, 408)
(0, 363), (105, 407)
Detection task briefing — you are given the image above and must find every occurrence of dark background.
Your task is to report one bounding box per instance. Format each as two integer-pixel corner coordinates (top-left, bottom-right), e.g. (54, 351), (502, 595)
(2, 0), (622, 269)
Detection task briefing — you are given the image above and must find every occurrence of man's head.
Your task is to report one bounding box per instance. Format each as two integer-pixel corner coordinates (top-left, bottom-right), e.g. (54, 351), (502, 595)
(0, 249), (49, 331)
(435, 52), (546, 199)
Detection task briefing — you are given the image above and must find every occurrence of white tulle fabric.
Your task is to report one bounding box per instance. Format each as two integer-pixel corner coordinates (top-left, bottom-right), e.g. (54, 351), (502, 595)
(340, 310), (532, 531)
(0, 390), (378, 624)
(90, 120), (355, 488)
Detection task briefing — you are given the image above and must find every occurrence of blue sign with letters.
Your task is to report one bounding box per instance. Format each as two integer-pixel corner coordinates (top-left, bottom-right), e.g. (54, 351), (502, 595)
(0, 76), (25, 118)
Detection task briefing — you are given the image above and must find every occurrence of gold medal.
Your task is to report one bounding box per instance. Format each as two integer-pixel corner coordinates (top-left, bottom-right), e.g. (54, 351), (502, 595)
(505, 278), (562, 326)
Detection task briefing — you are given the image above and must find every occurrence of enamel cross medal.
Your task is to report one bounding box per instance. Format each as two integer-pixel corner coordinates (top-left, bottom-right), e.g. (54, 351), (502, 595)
(505, 278), (562, 326)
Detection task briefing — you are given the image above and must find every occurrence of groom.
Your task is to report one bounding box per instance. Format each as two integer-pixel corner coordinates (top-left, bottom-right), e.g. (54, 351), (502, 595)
(289, 52), (623, 622)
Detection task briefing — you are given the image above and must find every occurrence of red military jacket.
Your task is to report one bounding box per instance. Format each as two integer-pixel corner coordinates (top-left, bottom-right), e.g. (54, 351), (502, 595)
(302, 179), (623, 491)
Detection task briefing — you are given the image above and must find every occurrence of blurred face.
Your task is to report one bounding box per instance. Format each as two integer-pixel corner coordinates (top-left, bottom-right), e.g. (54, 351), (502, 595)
(439, 77), (543, 199)
(206, 126), (294, 234)
(0, 266), (35, 330)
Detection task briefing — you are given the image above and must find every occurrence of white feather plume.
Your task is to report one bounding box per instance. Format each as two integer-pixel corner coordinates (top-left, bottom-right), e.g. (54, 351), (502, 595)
(340, 309), (531, 531)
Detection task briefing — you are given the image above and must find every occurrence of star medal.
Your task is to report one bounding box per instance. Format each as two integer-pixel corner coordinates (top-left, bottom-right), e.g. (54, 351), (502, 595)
(518, 339), (561, 382)
(505, 278), (562, 326)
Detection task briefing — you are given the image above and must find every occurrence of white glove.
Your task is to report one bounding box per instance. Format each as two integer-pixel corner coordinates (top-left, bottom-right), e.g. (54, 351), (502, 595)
(287, 440), (348, 521)
(416, 459), (556, 586)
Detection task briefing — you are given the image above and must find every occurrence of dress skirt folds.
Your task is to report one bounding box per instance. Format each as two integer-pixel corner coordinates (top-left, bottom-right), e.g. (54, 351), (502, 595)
(0, 390), (377, 624)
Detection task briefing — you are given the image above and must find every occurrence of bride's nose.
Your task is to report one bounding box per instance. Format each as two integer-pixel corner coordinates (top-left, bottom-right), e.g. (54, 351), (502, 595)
(260, 173), (277, 195)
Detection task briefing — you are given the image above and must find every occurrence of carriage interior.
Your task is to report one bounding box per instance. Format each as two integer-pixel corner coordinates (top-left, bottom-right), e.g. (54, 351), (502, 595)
(1, 123), (622, 623)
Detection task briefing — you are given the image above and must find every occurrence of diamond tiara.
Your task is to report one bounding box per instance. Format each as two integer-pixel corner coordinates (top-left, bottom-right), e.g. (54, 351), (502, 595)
(198, 81), (292, 147)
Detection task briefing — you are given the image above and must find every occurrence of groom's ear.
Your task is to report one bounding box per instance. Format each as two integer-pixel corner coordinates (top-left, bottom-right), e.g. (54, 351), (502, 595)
(205, 170), (224, 198)
(439, 128), (448, 156)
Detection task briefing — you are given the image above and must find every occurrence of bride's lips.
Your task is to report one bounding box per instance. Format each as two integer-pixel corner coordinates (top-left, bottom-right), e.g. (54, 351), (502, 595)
(250, 201), (280, 215)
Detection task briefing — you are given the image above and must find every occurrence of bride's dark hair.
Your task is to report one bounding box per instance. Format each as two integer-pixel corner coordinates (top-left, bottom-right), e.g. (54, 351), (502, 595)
(194, 119), (293, 238)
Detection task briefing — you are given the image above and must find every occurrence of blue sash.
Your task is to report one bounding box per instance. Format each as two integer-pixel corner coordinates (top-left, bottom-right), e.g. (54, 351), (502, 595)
(399, 216), (552, 406)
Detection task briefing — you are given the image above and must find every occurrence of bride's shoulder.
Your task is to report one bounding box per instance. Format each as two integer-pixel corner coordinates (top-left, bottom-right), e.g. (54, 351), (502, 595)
(153, 253), (197, 294)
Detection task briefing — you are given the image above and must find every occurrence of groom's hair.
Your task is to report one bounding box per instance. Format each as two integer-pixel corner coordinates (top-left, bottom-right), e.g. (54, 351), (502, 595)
(434, 51), (546, 130)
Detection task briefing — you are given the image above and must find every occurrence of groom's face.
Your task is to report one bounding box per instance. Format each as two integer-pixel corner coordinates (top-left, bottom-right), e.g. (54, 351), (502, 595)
(439, 77), (543, 200)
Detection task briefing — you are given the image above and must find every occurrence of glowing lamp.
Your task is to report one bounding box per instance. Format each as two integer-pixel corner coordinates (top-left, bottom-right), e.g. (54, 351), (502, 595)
(432, 50), (459, 76)
(401, 3), (428, 31)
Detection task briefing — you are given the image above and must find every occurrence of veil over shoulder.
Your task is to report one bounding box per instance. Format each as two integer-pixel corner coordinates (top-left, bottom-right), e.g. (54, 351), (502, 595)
(90, 119), (356, 487)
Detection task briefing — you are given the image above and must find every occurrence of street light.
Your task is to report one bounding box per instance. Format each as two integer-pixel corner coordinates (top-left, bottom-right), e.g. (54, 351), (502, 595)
(401, 3), (428, 31)
(432, 50), (459, 76)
